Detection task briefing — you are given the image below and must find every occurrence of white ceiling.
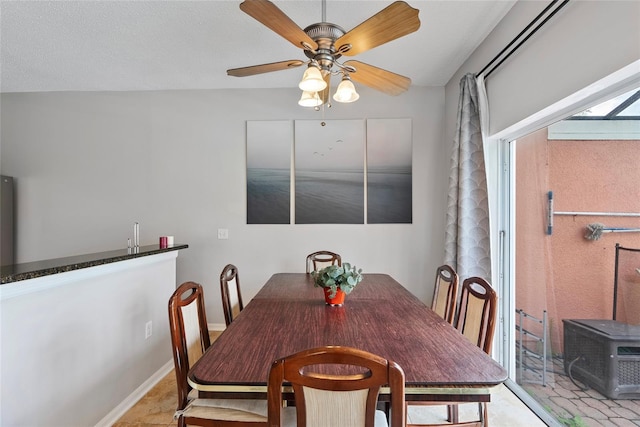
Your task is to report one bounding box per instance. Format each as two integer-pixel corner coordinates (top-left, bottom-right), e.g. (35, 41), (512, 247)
(0, 1), (516, 93)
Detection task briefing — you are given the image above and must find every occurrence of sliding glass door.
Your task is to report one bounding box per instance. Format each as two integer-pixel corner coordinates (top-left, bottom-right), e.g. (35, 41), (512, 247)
(499, 84), (640, 425)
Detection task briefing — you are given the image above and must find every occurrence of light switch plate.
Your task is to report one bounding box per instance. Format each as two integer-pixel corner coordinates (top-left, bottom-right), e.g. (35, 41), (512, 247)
(217, 228), (229, 239)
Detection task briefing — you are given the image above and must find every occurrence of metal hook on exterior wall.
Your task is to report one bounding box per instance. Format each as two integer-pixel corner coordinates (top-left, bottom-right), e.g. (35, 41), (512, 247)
(546, 190), (640, 235)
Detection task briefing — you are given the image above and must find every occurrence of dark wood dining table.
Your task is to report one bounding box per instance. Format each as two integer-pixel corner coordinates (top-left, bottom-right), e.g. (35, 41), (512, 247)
(188, 273), (507, 403)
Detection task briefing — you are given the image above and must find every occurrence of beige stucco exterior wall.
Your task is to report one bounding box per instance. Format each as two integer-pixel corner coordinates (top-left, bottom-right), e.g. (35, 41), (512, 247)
(516, 129), (640, 353)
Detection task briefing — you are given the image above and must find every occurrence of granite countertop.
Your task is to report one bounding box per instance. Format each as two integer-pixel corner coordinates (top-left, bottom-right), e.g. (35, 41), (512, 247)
(0, 244), (188, 284)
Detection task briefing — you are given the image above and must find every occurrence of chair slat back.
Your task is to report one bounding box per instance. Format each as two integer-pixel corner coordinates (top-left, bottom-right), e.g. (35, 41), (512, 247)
(169, 282), (211, 409)
(455, 277), (497, 354)
(306, 251), (342, 274)
(431, 265), (458, 325)
(267, 346), (405, 427)
(180, 302), (207, 367)
(302, 387), (369, 427)
(220, 264), (244, 327)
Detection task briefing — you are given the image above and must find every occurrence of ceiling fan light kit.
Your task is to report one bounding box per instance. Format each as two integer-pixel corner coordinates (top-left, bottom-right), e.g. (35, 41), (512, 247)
(333, 77), (359, 103)
(298, 65), (327, 92)
(227, 0), (420, 108)
(298, 90), (323, 108)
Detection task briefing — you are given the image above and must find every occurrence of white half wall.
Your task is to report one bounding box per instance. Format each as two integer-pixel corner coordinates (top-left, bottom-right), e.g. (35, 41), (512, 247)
(0, 86), (447, 323)
(0, 251), (178, 426)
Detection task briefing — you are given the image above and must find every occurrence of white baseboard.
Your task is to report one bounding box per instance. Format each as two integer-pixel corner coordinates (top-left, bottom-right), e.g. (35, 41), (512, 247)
(209, 323), (226, 332)
(94, 359), (174, 427)
(95, 326), (225, 427)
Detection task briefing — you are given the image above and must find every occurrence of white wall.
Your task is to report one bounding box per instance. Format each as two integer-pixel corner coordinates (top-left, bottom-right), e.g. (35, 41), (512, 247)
(0, 86), (447, 323)
(0, 252), (178, 426)
(445, 0), (640, 140)
(442, 0), (640, 286)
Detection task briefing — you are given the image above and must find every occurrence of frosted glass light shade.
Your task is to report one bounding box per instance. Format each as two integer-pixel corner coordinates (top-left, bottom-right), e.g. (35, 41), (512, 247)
(333, 78), (359, 103)
(298, 91), (323, 107)
(299, 66), (327, 92)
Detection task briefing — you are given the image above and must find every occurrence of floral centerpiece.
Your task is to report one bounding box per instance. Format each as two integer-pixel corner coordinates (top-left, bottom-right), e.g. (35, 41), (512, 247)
(311, 263), (363, 304)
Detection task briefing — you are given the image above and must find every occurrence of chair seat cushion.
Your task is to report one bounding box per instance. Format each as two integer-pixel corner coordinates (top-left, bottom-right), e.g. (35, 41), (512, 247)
(179, 398), (269, 422)
(375, 409), (389, 427)
(181, 397), (388, 426)
(190, 397), (268, 415)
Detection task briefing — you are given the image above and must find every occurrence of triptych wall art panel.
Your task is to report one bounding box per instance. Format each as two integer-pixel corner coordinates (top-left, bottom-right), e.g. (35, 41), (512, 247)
(246, 120), (292, 224)
(366, 118), (412, 224)
(295, 120), (365, 224)
(246, 119), (411, 225)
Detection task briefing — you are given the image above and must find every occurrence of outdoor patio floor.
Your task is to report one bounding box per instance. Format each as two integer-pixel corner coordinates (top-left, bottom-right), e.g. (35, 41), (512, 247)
(520, 356), (640, 426)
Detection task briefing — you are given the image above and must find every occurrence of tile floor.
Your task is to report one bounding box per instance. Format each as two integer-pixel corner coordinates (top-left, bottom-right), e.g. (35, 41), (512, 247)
(406, 384), (546, 426)
(114, 331), (547, 427)
(113, 370), (179, 427)
(113, 374), (546, 427)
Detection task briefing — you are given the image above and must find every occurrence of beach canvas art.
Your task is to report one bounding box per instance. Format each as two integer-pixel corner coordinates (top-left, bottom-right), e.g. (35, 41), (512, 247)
(366, 119), (412, 223)
(294, 120), (365, 224)
(246, 121), (291, 224)
(246, 119), (412, 225)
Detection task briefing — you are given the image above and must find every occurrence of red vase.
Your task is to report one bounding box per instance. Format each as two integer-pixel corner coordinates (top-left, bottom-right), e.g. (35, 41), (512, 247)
(323, 288), (346, 306)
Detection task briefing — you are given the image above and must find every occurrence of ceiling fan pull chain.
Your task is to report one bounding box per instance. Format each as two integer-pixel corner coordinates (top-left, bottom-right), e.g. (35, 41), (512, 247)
(318, 75), (330, 120)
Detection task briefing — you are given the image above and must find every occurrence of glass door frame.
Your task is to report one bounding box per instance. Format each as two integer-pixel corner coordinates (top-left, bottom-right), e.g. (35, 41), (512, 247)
(488, 61), (640, 425)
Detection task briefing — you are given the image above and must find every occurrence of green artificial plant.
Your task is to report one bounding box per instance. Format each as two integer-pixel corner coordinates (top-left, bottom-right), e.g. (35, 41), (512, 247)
(311, 263), (363, 298)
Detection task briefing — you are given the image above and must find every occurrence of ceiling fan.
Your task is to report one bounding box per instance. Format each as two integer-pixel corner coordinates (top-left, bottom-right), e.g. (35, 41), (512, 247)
(227, 0), (421, 107)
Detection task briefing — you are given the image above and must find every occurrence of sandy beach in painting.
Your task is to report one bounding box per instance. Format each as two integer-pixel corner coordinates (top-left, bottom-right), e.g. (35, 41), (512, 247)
(367, 170), (412, 223)
(247, 168), (290, 224)
(295, 170), (364, 224)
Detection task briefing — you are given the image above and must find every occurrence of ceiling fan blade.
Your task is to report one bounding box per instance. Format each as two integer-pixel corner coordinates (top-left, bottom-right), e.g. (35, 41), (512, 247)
(239, 0), (318, 51)
(227, 60), (305, 77)
(335, 1), (420, 57)
(344, 60), (411, 96)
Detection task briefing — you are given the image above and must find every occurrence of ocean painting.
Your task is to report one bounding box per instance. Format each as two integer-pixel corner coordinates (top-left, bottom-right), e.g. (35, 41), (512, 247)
(294, 120), (365, 224)
(246, 121), (291, 224)
(367, 119), (412, 223)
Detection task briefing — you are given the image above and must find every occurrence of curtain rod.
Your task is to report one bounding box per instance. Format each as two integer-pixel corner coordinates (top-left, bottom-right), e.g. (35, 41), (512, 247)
(478, 0), (570, 79)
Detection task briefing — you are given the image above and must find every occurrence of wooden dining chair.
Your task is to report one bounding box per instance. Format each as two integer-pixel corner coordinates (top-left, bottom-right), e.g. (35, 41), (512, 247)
(169, 281), (268, 427)
(456, 277), (498, 355)
(431, 265), (459, 325)
(407, 277), (497, 427)
(220, 263), (245, 327)
(305, 250), (342, 274)
(267, 345), (405, 427)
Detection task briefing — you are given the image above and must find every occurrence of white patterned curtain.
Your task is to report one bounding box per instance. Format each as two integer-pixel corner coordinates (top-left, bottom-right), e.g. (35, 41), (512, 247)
(444, 73), (491, 281)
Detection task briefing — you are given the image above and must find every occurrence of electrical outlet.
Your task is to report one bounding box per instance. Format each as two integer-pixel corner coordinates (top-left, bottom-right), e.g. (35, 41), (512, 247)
(217, 228), (229, 239)
(145, 321), (152, 339)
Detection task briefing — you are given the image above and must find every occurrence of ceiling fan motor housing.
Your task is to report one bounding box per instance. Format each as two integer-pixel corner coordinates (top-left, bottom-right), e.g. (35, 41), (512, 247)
(303, 22), (347, 74)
